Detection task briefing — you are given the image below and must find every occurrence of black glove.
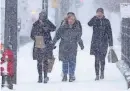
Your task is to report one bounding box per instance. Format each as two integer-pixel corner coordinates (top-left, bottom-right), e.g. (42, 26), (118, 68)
(91, 16), (100, 26)
(49, 41), (56, 49)
(81, 46), (84, 50)
(53, 46), (56, 49)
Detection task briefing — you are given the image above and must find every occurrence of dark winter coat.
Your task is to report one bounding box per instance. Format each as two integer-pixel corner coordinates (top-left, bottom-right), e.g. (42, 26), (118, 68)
(30, 20), (56, 60)
(53, 21), (84, 61)
(88, 16), (113, 56)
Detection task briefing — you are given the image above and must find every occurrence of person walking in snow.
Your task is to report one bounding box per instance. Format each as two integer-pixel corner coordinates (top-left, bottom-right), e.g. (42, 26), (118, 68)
(0, 45), (14, 90)
(88, 8), (113, 81)
(30, 10), (56, 83)
(52, 12), (84, 82)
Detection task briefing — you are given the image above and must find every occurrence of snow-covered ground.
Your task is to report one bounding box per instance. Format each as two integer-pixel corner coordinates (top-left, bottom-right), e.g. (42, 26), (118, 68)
(1, 16), (125, 91)
(14, 39), (125, 91)
(3, 19), (126, 91)
(1, 0), (127, 91)
(1, 20), (128, 91)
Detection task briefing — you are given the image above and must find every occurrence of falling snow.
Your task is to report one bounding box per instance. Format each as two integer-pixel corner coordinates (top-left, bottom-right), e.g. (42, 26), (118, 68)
(1, 0), (130, 91)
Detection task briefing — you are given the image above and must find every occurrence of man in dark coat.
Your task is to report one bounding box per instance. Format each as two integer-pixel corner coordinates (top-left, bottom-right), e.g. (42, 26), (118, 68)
(30, 10), (56, 83)
(88, 8), (113, 81)
(53, 13), (84, 82)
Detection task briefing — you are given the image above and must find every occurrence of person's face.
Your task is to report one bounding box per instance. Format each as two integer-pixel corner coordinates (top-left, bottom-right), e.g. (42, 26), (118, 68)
(96, 12), (104, 19)
(67, 16), (75, 25)
(39, 14), (47, 21)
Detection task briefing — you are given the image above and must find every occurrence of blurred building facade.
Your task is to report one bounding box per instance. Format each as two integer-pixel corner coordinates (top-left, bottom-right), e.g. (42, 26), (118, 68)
(52, 0), (83, 27)
(93, 0), (130, 12)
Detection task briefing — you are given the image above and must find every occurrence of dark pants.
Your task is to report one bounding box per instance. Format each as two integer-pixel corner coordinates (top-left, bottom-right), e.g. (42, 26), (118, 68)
(62, 57), (76, 76)
(1, 75), (13, 89)
(36, 48), (49, 79)
(95, 53), (106, 76)
(37, 59), (48, 78)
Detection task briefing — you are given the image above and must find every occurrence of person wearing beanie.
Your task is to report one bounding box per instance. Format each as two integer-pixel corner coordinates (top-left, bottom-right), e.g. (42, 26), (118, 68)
(30, 10), (56, 83)
(88, 8), (113, 81)
(96, 8), (104, 19)
(96, 8), (104, 14)
(39, 10), (47, 21)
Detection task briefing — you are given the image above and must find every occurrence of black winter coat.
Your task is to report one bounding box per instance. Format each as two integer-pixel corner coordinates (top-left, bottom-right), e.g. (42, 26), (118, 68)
(53, 22), (84, 61)
(88, 16), (113, 56)
(31, 20), (56, 60)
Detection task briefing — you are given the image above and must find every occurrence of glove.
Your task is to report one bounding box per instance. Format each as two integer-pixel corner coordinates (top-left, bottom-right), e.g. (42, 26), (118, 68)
(81, 46), (84, 50)
(49, 41), (56, 49)
(53, 46), (56, 49)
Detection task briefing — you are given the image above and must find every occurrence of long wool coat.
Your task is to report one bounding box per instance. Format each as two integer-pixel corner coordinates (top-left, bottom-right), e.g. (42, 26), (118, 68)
(30, 20), (56, 60)
(88, 16), (113, 56)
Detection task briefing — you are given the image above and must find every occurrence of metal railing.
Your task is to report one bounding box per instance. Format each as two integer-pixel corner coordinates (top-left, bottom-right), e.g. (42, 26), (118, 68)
(121, 18), (130, 66)
(116, 18), (130, 89)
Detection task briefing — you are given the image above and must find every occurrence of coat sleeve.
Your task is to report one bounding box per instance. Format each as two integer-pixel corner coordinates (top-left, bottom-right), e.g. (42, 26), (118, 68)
(88, 16), (96, 27)
(78, 20), (82, 31)
(106, 19), (113, 46)
(78, 39), (84, 49)
(77, 21), (84, 48)
(60, 20), (64, 25)
(53, 26), (62, 45)
(47, 20), (56, 32)
(30, 24), (36, 41)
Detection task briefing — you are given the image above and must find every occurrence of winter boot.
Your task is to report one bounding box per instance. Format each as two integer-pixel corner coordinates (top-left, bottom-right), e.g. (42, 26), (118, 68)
(62, 75), (67, 82)
(44, 77), (49, 83)
(38, 76), (43, 83)
(69, 75), (75, 82)
(8, 84), (13, 90)
(95, 75), (99, 81)
(1, 84), (4, 88)
(100, 73), (104, 79)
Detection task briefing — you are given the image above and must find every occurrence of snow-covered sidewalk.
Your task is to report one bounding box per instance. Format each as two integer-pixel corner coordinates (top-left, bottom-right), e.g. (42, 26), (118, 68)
(1, 0), (127, 90)
(13, 41), (127, 91)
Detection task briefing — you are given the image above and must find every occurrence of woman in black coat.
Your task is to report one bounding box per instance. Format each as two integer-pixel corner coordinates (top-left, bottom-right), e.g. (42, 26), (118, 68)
(30, 11), (56, 83)
(88, 8), (113, 81)
(53, 13), (84, 82)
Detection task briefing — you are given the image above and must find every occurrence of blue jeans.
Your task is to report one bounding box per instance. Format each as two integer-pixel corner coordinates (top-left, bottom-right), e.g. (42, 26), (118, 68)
(62, 57), (76, 76)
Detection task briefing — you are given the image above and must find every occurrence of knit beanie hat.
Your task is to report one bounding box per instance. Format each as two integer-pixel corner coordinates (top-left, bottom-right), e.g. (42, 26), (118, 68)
(96, 8), (104, 14)
(67, 12), (75, 15)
